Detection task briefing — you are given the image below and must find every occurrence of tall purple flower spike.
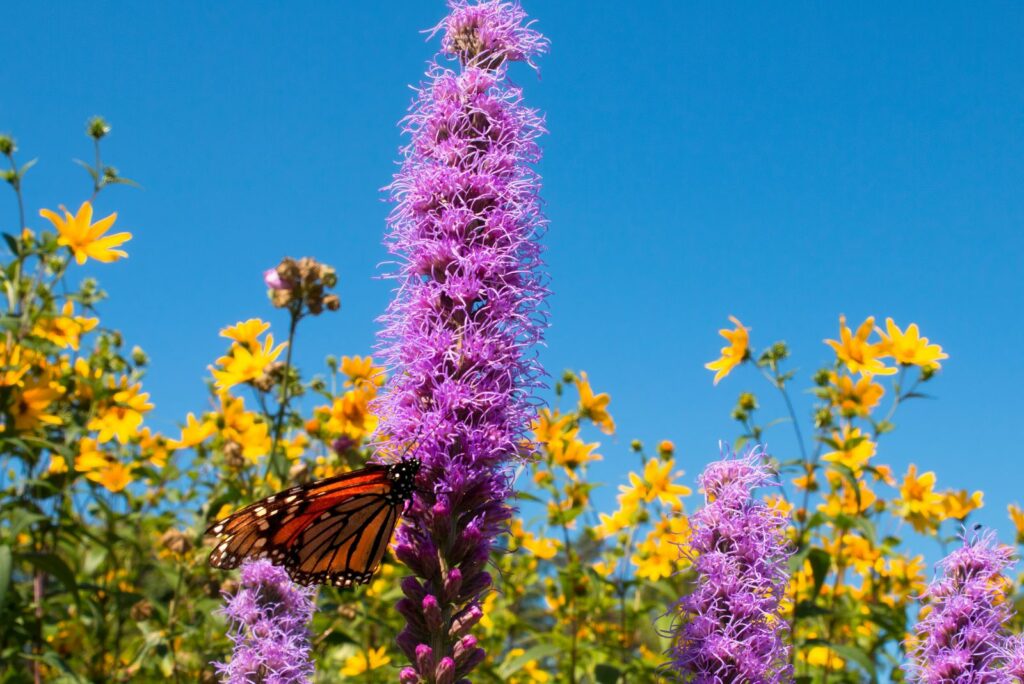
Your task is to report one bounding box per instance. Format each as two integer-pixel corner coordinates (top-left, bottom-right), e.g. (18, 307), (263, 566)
(907, 529), (1018, 683)
(668, 445), (793, 683)
(377, 2), (548, 682)
(215, 559), (315, 684)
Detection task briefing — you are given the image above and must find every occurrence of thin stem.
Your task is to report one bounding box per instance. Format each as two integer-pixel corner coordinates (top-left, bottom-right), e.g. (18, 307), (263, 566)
(267, 307), (300, 483)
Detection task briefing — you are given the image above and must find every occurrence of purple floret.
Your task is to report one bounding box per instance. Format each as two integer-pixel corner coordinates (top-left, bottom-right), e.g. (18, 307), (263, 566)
(668, 444), (793, 683)
(907, 529), (1018, 683)
(214, 559), (315, 683)
(377, 2), (547, 682)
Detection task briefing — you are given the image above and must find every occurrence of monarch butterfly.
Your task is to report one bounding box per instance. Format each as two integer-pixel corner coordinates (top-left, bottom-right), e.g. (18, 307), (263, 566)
(206, 457), (420, 588)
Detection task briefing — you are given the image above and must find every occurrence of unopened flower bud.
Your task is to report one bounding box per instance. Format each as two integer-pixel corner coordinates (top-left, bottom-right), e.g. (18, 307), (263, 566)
(87, 116), (111, 140)
(435, 657), (455, 684)
(130, 599), (153, 621)
(0, 135), (14, 156)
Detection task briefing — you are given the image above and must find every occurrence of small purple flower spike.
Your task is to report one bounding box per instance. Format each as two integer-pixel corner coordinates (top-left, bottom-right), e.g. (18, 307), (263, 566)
(907, 528), (1018, 683)
(214, 559), (315, 684)
(377, 1), (548, 682)
(668, 444), (793, 683)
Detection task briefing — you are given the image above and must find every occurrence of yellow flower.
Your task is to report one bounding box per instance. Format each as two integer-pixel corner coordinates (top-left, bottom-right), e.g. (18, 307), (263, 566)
(548, 436), (601, 472)
(0, 342), (32, 387)
(824, 315), (896, 376)
(218, 394), (271, 461)
(893, 465), (946, 533)
(826, 533), (879, 575)
(340, 646), (390, 676)
(220, 319), (271, 350)
(620, 458), (692, 509)
(942, 489), (983, 520)
(878, 318), (948, 369)
(10, 377), (64, 431)
(765, 493), (794, 517)
(47, 455), (68, 476)
(593, 505), (636, 539)
(803, 645), (845, 671)
(340, 355), (385, 388)
(322, 385), (379, 440)
(532, 408), (573, 445)
(575, 372), (614, 434)
(168, 413), (216, 450)
(212, 333), (287, 391)
(88, 461), (132, 493)
(705, 316), (749, 385)
(33, 301), (99, 351)
(75, 437), (109, 472)
(40, 202), (131, 265)
(88, 381), (153, 444)
(829, 372), (884, 417)
(1008, 504), (1024, 544)
(821, 426), (876, 472)
(631, 516), (689, 581)
(818, 470), (876, 516)
(138, 427), (173, 468)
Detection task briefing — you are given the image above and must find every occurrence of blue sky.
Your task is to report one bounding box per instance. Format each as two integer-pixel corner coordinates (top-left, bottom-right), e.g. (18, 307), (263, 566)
(3, 2), (1022, 548)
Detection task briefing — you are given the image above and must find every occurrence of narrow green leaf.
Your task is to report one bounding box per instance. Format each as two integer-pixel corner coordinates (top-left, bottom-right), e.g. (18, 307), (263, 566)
(0, 545), (11, 617)
(807, 547), (831, 597)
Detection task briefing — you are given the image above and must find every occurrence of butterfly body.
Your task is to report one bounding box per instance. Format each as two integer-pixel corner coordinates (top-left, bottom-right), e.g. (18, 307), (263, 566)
(207, 457), (420, 588)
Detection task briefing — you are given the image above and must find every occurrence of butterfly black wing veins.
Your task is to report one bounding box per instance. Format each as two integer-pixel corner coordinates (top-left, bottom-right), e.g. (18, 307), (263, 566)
(206, 457), (421, 589)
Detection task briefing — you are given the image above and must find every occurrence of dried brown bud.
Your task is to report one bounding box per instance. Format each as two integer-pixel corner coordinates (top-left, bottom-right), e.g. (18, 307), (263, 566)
(130, 599), (153, 621)
(223, 441), (245, 469)
(289, 461), (310, 484)
(323, 294), (341, 312)
(160, 528), (193, 556)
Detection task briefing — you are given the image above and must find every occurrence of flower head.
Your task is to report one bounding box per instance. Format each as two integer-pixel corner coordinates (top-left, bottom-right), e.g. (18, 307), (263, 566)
(215, 559), (315, 684)
(705, 316), (749, 384)
(668, 444), (793, 681)
(825, 315), (896, 376)
(40, 201), (131, 265)
(438, 0), (548, 68)
(381, 1), (547, 679)
(878, 318), (948, 370)
(907, 529), (1017, 683)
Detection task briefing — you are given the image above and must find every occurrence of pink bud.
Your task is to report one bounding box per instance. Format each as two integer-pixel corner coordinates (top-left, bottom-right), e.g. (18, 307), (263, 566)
(263, 268), (288, 290)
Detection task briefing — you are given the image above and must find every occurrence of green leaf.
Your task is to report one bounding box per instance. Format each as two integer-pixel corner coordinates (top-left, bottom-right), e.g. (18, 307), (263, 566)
(18, 552), (79, 603)
(595, 663), (622, 684)
(2, 233), (19, 256)
(807, 547), (831, 597)
(496, 642), (561, 678)
(0, 545), (11, 617)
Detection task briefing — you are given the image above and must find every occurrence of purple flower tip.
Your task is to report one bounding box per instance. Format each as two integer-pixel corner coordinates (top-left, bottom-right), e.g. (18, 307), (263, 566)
(907, 528), (1018, 683)
(214, 559), (315, 683)
(439, 0), (548, 68)
(668, 444), (793, 682)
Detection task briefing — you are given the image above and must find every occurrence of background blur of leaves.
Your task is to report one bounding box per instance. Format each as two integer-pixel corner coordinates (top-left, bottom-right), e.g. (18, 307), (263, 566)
(1, 123), (1022, 684)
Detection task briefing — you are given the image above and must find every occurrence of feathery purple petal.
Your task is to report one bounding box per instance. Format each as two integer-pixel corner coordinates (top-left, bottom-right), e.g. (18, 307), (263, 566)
(214, 559), (315, 684)
(377, 1), (547, 682)
(668, 444), (793, 683)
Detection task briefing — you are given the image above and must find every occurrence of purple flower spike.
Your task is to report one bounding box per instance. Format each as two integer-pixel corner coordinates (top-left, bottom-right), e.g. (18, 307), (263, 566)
(907, 528), (1018, 683)
(378, 1), (547, 681)
(214, 559), (315, 683)
(668, 444), (793, 683)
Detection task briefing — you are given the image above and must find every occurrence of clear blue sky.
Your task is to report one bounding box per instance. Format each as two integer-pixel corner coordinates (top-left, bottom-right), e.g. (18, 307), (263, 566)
(3, 2), (1022, 546)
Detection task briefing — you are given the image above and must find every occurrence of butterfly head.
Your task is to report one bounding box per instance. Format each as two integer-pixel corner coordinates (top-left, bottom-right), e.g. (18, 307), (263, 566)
(386, 457), (421, 503)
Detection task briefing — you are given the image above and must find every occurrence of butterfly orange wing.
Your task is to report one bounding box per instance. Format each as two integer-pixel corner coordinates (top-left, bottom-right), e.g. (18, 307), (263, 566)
(206, 464), (402, 588)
